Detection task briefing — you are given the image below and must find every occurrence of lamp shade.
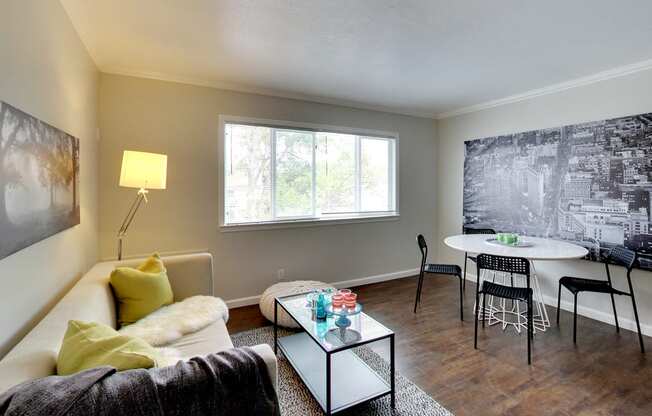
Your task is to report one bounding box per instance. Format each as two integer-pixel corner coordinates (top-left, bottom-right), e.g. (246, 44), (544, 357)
(119, 150), (167, 190)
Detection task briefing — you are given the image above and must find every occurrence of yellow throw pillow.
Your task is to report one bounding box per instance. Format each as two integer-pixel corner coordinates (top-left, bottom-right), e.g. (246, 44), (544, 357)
(57, 320), (159, 376)
(110, 253), (174, 327)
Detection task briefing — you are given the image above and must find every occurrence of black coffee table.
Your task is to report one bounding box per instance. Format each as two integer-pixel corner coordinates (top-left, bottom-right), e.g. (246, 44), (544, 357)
(274, 292), (395, 415)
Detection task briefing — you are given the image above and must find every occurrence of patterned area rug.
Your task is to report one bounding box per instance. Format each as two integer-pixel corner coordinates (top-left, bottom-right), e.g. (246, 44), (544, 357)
(231, 326), (453, 416)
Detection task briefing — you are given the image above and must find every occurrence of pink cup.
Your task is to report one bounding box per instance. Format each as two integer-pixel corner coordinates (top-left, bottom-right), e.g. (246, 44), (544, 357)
(343, 293), (357, 302)
(338, 289), (352, 296)
(332, 294), (344, 308)
(344, 293), (357, 309)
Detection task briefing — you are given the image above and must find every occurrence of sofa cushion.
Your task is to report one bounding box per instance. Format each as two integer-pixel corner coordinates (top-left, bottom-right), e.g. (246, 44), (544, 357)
(110, 253), (174, 326)
(0, 261), (117, 394)
(57, 320), (159, 375)
(163, 319), (281, 390)
(166, 319), (233, 360)
(0, 254), (211, 394)
(0, 253), (280, 397)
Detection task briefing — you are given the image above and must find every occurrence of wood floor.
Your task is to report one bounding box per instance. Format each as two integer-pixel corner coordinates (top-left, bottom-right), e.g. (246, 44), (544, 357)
(227, 275), (652, 416)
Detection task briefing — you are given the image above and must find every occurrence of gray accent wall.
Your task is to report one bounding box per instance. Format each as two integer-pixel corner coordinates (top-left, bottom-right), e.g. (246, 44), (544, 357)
(0, 0), (99, 357)
(98, 74), (437, 303)
(437, 68), (652, 336)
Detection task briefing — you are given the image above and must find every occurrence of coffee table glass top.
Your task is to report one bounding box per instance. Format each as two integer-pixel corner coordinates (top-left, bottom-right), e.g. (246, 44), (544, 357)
(277, 292), (394, 352)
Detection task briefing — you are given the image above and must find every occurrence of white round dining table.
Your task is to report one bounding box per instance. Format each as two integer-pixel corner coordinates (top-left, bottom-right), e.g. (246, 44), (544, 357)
(444, 234), (588, 333)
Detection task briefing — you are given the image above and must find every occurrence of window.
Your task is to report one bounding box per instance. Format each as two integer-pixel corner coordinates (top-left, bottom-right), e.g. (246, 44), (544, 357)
(222, 118), (398, 227)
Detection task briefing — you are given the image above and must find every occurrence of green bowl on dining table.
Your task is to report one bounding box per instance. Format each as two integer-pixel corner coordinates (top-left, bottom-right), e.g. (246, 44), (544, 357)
(497, 233), (519, 245)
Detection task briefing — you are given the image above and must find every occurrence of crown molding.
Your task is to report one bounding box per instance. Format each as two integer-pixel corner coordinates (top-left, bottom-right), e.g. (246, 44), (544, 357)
(435, 58), (652, 120)
(101, 57), (652, 122)
(100, 66), (435, 119)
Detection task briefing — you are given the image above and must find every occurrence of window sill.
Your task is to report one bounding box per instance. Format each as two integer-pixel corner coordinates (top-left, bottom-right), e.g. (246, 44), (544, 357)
(220, 213), (400, 232)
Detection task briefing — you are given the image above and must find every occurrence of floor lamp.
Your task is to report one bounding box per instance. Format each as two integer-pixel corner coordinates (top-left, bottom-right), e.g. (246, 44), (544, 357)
(117, 150), (167, 260)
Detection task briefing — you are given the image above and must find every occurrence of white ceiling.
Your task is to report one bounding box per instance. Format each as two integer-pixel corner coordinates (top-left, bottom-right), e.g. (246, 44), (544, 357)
(61, 0), (652, 118)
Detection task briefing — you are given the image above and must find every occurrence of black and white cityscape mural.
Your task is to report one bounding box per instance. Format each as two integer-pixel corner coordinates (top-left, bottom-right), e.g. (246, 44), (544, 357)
(463, 112), (652, 263)
(0, 101), (80, 260)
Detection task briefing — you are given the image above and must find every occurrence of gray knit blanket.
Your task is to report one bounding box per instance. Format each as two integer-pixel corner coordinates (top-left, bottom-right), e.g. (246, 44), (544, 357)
(0, 347), (279, 416)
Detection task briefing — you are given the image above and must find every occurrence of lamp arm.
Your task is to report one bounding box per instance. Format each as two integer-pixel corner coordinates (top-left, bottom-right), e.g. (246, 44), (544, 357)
(117, 188), (149, 260)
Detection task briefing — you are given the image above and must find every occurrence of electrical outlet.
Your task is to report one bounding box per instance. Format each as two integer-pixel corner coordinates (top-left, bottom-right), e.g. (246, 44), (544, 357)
(277, 268), (285, 281)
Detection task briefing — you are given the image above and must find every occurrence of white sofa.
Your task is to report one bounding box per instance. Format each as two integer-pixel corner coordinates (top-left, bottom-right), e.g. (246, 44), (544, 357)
(0, 253), (277, 394)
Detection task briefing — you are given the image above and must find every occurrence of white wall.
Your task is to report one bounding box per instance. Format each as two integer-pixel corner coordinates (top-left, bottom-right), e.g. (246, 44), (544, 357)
(0, 1), (99, 356)
(436, 68), (652, 335)
(98, 74), (437, 303)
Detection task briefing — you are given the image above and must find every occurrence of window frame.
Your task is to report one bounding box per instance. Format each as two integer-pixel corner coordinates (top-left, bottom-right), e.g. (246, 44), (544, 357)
(218, 115), (400, 232)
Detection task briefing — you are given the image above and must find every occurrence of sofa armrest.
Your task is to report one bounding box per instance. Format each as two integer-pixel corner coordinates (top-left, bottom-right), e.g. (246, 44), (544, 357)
(249, 344), (278, 391)
(115, 253), (214, 300)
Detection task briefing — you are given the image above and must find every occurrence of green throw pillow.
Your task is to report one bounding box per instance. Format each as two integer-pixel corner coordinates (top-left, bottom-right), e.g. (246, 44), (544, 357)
(57, 320), (159, 375)
(110, 253), (174, 326)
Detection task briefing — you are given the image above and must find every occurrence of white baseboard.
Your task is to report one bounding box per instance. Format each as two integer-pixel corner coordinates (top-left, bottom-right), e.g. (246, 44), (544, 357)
(225, 295), (263, 309)
(464, 273), (652, 337)
(543, 294), (652, 337)
(224, 267), (419, 309)
(331, 268), (420, 290)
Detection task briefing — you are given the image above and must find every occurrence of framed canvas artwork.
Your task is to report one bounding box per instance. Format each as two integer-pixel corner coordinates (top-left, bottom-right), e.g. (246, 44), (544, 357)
(0, 101), (80, 260)
(464, 112), (652, 264)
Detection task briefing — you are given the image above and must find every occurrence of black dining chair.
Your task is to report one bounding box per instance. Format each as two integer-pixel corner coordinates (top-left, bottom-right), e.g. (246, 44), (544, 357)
(462, 226), (496, 290)
(474, 253), (534, 364)
(414, 234), (464, 320)
(557, 246), (644, 353)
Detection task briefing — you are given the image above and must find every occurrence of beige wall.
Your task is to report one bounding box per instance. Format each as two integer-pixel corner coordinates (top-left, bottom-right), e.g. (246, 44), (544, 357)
(98, 73), (437, 302)
(436, 69), (652, 336)
(0, 1), (99, 357)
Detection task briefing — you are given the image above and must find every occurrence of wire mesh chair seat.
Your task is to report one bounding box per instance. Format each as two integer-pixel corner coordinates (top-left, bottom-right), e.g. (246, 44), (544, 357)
(556, 246), (645, 352)
(462, 226), (496, 290)
(414, 234), (464, 320)
(482, 281), (532, 301)
(474, 253), (534, 365)
(558, 276), (628, 296)
(424, 264), (462, 275)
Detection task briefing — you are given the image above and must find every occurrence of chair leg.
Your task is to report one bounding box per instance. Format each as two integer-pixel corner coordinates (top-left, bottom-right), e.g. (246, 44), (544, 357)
(630, 293), (645, 353)
(458, 274), (464, 321)
(556, 283), (562, 325)
(573, 293), (578, 344)
(481, 292), (486, 328)
(624, 274), (645, 353)
(413, 273), (424, 314)
(527, 295), (533, 365)
(463, 253), (468, 291)
(474, 291), (480, 349)
(609, 292), (619, 333)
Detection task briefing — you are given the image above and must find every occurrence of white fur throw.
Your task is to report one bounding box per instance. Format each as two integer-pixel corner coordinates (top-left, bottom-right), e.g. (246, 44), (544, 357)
(119, 296), (229, 347)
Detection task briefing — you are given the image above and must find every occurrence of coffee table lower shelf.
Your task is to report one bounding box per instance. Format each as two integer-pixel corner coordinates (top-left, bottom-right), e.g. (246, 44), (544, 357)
(277, 332), (391, 414)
